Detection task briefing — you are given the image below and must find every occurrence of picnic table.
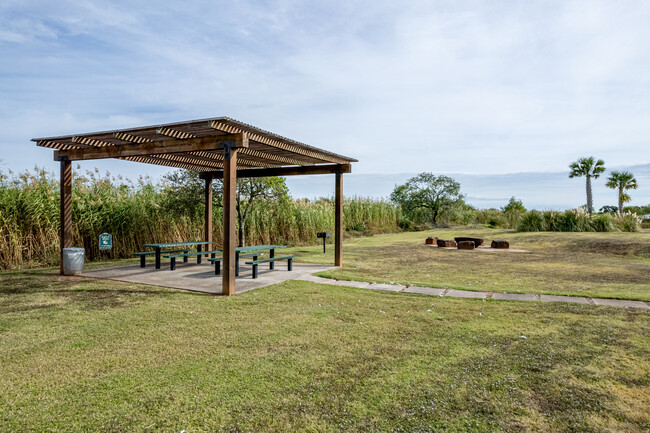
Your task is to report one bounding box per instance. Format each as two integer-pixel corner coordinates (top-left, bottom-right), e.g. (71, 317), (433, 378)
(234, 245), (287, 276)
(143, 241), (213, 269)
(207, 244), (287, 276)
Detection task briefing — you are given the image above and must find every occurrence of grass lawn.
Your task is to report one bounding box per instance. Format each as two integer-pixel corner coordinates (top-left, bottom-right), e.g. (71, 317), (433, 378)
(1, 267), (649, 432)
(287, 228), (650, 301)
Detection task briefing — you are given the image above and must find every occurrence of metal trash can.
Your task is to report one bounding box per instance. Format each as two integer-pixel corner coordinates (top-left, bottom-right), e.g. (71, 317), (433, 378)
(62, 247), (85, 275)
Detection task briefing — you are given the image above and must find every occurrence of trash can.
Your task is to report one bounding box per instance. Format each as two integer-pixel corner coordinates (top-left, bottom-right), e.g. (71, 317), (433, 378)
(62, 247), (85, 275)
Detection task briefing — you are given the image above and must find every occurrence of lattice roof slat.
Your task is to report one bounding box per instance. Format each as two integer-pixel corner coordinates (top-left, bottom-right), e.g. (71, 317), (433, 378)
(33, 116), (356, 173)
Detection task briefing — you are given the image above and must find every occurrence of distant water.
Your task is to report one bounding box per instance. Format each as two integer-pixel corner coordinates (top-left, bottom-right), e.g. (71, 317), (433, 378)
(285, 163), (650, 210)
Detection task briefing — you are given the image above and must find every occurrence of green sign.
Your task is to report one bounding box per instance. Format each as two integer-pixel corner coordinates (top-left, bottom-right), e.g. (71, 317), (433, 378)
(99, 233), (112, 250)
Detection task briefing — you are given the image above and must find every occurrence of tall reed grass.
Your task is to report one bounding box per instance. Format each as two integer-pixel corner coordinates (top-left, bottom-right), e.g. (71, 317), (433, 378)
(0, 167), (401, 269)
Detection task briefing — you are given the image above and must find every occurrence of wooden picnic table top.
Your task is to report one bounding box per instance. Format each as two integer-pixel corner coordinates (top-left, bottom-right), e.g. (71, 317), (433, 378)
(195, 245), (287, 255)
(141, 242), (285, 251)
(236, 245), (286, 253)
(143, 241), (213, 248)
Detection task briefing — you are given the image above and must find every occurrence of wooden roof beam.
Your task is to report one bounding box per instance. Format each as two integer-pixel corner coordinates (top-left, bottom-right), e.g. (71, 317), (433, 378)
(204, 163), (351, 179)
(154, 129), (277, 168)
(238, 147), (315, 166)
(152, 153), (224, 170)
(121, 155), (209, 171)
(54, 133), (249, 161)
(210, 120), (348, 164)
(188, 150), (282, 169)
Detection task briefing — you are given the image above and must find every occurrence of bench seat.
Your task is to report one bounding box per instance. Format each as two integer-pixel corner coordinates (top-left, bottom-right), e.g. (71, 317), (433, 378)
(208, 256), (223, 275)
(239, 252), (263, 258)
(206, 253), (264, 275)
(133, 249), (191, 268)
(164, 249), (222, 270)
(245, 255), (297, 279)
(163, 250), (222, 258)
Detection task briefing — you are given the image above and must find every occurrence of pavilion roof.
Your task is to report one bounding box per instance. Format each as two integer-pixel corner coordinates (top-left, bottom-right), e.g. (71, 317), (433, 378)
(32, 116), (356, 172)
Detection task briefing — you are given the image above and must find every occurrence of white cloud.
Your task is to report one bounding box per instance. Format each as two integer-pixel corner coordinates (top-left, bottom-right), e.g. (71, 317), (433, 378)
(0, 0), (648, 202)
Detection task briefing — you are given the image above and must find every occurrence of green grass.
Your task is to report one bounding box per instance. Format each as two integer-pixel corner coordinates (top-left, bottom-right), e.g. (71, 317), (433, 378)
(1, 267), (649, 432)
(288, 228), (650, 301)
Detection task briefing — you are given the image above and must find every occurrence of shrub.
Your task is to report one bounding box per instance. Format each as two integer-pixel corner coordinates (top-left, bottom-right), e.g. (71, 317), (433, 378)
(518, 210), (546, 232)
(475, 208), (506, 228)
(502, 197), (526, 229)
(555, 209), (593, 232)
(487, 216), (505, 228)
(542, 211), (559, 232)
(517, 209), (641, 233)
(450, 203), (478, 225)
(620, 212), (641, 232)
(591, 213), (616, 232)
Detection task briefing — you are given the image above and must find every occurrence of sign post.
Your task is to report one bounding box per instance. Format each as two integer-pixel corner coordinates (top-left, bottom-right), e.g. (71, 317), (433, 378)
(316, 232), (331, 253)
(99, 233), (112, 251)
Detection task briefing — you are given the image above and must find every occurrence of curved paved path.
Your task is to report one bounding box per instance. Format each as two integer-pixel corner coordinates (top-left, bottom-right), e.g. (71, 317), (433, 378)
(298, 275), (650, 310)
(82, 262), (649, 309)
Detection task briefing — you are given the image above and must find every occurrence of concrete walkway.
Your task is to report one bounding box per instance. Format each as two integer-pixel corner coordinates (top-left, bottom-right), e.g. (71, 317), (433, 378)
(296, 275), (650, 310)
(83, 262), (649, 309)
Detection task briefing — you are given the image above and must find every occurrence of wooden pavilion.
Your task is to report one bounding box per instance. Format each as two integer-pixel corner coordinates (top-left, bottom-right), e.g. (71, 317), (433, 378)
(32, 117), (357, 295)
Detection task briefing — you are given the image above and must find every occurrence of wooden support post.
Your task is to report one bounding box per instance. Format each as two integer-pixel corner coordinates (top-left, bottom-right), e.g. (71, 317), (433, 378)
(222, 145), (238, 295)
(59, 157), (72, 275)
(335, 170), (343, 267)
(204, 176), (213, 244)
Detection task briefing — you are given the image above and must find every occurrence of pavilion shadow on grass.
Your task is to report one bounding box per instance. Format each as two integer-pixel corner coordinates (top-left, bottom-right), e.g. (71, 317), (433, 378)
(32, 117), (357, 295)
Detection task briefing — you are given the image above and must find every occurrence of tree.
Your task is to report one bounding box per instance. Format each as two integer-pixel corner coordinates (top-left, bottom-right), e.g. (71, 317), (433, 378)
(599, 205), (618, 214)
(569, 156), (605, 217)
(501, 197), (526, 229)
(606, 171), (638, 216)
(161, 169), (205, 218)
(162, 170), (289, 246)
(390, 173), (464, 225)
(232, 177), (288, 247)
(502, 196), (525, 213)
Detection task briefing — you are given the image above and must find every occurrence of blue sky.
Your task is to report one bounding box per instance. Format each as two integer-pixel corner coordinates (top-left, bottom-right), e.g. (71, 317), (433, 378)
(1, 0), (649, 208)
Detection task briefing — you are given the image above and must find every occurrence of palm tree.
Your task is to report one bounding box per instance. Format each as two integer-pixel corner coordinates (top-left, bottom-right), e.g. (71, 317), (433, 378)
(606, 171), (638, 216)
(569, 156), (606, 217)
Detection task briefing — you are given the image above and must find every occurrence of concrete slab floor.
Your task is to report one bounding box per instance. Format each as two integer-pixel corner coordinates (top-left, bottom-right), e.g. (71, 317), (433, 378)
(82, 262), (336, 295)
